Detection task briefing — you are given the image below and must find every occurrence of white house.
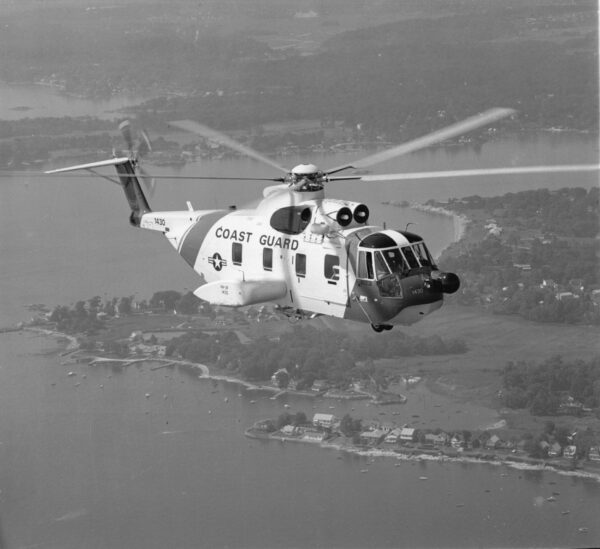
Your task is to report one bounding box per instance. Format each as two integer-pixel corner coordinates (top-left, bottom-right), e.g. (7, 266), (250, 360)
(400, 427), (416, 442)
(385, 428), (403, 444)
(312, 413), (337, 429)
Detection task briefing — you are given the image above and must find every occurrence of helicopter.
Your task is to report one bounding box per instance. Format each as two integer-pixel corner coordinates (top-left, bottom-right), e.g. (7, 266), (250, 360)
(44, 109), (599, 332)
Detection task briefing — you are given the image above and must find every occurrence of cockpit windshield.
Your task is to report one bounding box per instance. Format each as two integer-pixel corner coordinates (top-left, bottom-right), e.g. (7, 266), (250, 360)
(357, 241), (434, 280)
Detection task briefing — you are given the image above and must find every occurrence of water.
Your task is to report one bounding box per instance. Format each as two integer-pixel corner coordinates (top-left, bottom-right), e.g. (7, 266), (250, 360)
(0, 81), (146, 121)
(1, 333), (599, 549)
(0, 86), (599, 548)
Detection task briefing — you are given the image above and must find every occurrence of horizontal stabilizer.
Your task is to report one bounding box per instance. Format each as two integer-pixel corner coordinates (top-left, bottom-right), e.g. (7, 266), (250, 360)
(45, 157), (130, 174)
(194, 279), (287, 307)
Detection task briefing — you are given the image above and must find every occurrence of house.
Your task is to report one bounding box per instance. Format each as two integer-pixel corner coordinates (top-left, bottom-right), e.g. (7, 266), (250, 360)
(548, 442), (562, 458)
(568, 278), (584, 292)
(424, 432), (448, 446)
(558, 395), (584, 415)
(451, 436), (462, 449)
(303, 430), (326, 442)
(538, 440), (550, 455)
(311, 380), (329, 392)
(588, 446), (600, 462)
(400, 427), (417, 443)
(359, 429), (386, 446)
(280, 424), (300, 436)
(384, 428), (403, 444)
(563, 445), (577, 459)
(312, 413), (337, 429)
(540, 279), (559, 291)
(556, 291), (577, 301)
(486, 435), (503, 450)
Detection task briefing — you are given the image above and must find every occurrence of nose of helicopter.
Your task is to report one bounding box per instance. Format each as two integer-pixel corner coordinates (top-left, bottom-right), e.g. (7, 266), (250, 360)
(428, 270), (461, 294)
(377, 270), (460, 326)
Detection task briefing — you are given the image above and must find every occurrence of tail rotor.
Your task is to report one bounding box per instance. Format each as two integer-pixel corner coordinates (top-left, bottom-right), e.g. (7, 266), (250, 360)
(118, 120), (156, 198)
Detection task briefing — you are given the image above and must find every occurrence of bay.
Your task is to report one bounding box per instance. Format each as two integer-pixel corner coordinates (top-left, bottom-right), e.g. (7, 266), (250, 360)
(0, 332), (599, 549)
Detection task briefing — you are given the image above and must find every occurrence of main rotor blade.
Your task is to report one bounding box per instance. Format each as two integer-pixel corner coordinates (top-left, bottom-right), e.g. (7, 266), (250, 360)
(359, 164), (600, 182)
(44, 157), (131, 173)
(0, 170), (283, 182)
(326, 108), (516, 174)
(170, 120), (289, 174)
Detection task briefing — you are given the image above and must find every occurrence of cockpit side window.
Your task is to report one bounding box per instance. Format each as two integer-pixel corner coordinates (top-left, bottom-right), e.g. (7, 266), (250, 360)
(374, 252), (390, 279)
(358, 250), (374, 279)
(412, 242), (433, 267)
(402, 246), (420, 269)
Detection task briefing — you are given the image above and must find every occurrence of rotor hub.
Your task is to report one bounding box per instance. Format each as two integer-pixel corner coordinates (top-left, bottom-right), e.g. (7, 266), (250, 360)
(287, 164), (325, 192)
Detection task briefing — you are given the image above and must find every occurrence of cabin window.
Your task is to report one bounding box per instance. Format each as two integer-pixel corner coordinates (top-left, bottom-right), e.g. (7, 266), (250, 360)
(357, 250), (374, 279)
(296, 253), (306, 278)
(232, 242), (242, 266)
(324, 254), (340, 284)
(263, 248), (273, 271)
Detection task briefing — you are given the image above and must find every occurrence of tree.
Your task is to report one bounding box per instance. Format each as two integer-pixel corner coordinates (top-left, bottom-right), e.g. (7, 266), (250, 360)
(273, 369), (290, 389)
(276, 412), (292, 429)
(176, 291), (200, 315)
(118, 296), (132, 315)
(292, 412), (307, 426)
(530, 389), (559, 416)
(150, 290), (182, 312)
(340, 414), (360, 437)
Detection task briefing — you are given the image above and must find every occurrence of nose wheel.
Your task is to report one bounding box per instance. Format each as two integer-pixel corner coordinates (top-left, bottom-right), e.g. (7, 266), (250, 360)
(371, 323), (393, 332)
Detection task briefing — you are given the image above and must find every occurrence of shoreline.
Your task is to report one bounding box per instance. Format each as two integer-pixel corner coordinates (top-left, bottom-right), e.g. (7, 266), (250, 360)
(383, 200), (470, 260)
(14, 328), (401, 404)
(8, 325), (600, 483)
(245, 426), (600, 483)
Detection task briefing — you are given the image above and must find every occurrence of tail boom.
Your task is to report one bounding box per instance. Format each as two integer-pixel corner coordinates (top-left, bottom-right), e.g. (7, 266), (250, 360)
(46, 157), (151, 226)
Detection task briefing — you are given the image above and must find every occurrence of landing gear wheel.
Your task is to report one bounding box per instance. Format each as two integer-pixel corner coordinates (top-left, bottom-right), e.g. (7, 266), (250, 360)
(371, 324), (393, 332)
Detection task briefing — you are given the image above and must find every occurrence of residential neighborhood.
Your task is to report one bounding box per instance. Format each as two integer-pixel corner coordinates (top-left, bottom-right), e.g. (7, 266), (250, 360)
(247, 410), (600, 473)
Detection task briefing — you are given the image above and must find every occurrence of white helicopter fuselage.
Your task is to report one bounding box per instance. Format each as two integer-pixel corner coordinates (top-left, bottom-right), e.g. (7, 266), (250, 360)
(139, 184), (457, 328)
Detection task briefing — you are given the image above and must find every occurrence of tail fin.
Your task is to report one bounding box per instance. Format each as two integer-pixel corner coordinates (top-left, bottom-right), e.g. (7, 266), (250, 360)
(113, 159), (151, 226)
(45, 157), (151, 226)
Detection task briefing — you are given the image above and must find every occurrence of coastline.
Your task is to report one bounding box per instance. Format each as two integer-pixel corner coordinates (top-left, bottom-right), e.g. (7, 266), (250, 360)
(408, 202), (470, 246)
(8, 322), (600, 484)
(245, 426), (600, 483)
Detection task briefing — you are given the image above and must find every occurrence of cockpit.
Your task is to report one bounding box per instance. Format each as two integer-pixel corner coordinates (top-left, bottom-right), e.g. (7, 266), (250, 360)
(356, 232), (436, 297)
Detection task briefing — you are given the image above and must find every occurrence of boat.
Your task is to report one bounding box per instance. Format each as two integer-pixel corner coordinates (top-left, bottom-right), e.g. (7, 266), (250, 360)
(419, 476), (428, 480)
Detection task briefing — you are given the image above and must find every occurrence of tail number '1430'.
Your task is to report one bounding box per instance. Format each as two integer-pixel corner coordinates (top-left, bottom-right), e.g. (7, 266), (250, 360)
(154, 217), (166, 226)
